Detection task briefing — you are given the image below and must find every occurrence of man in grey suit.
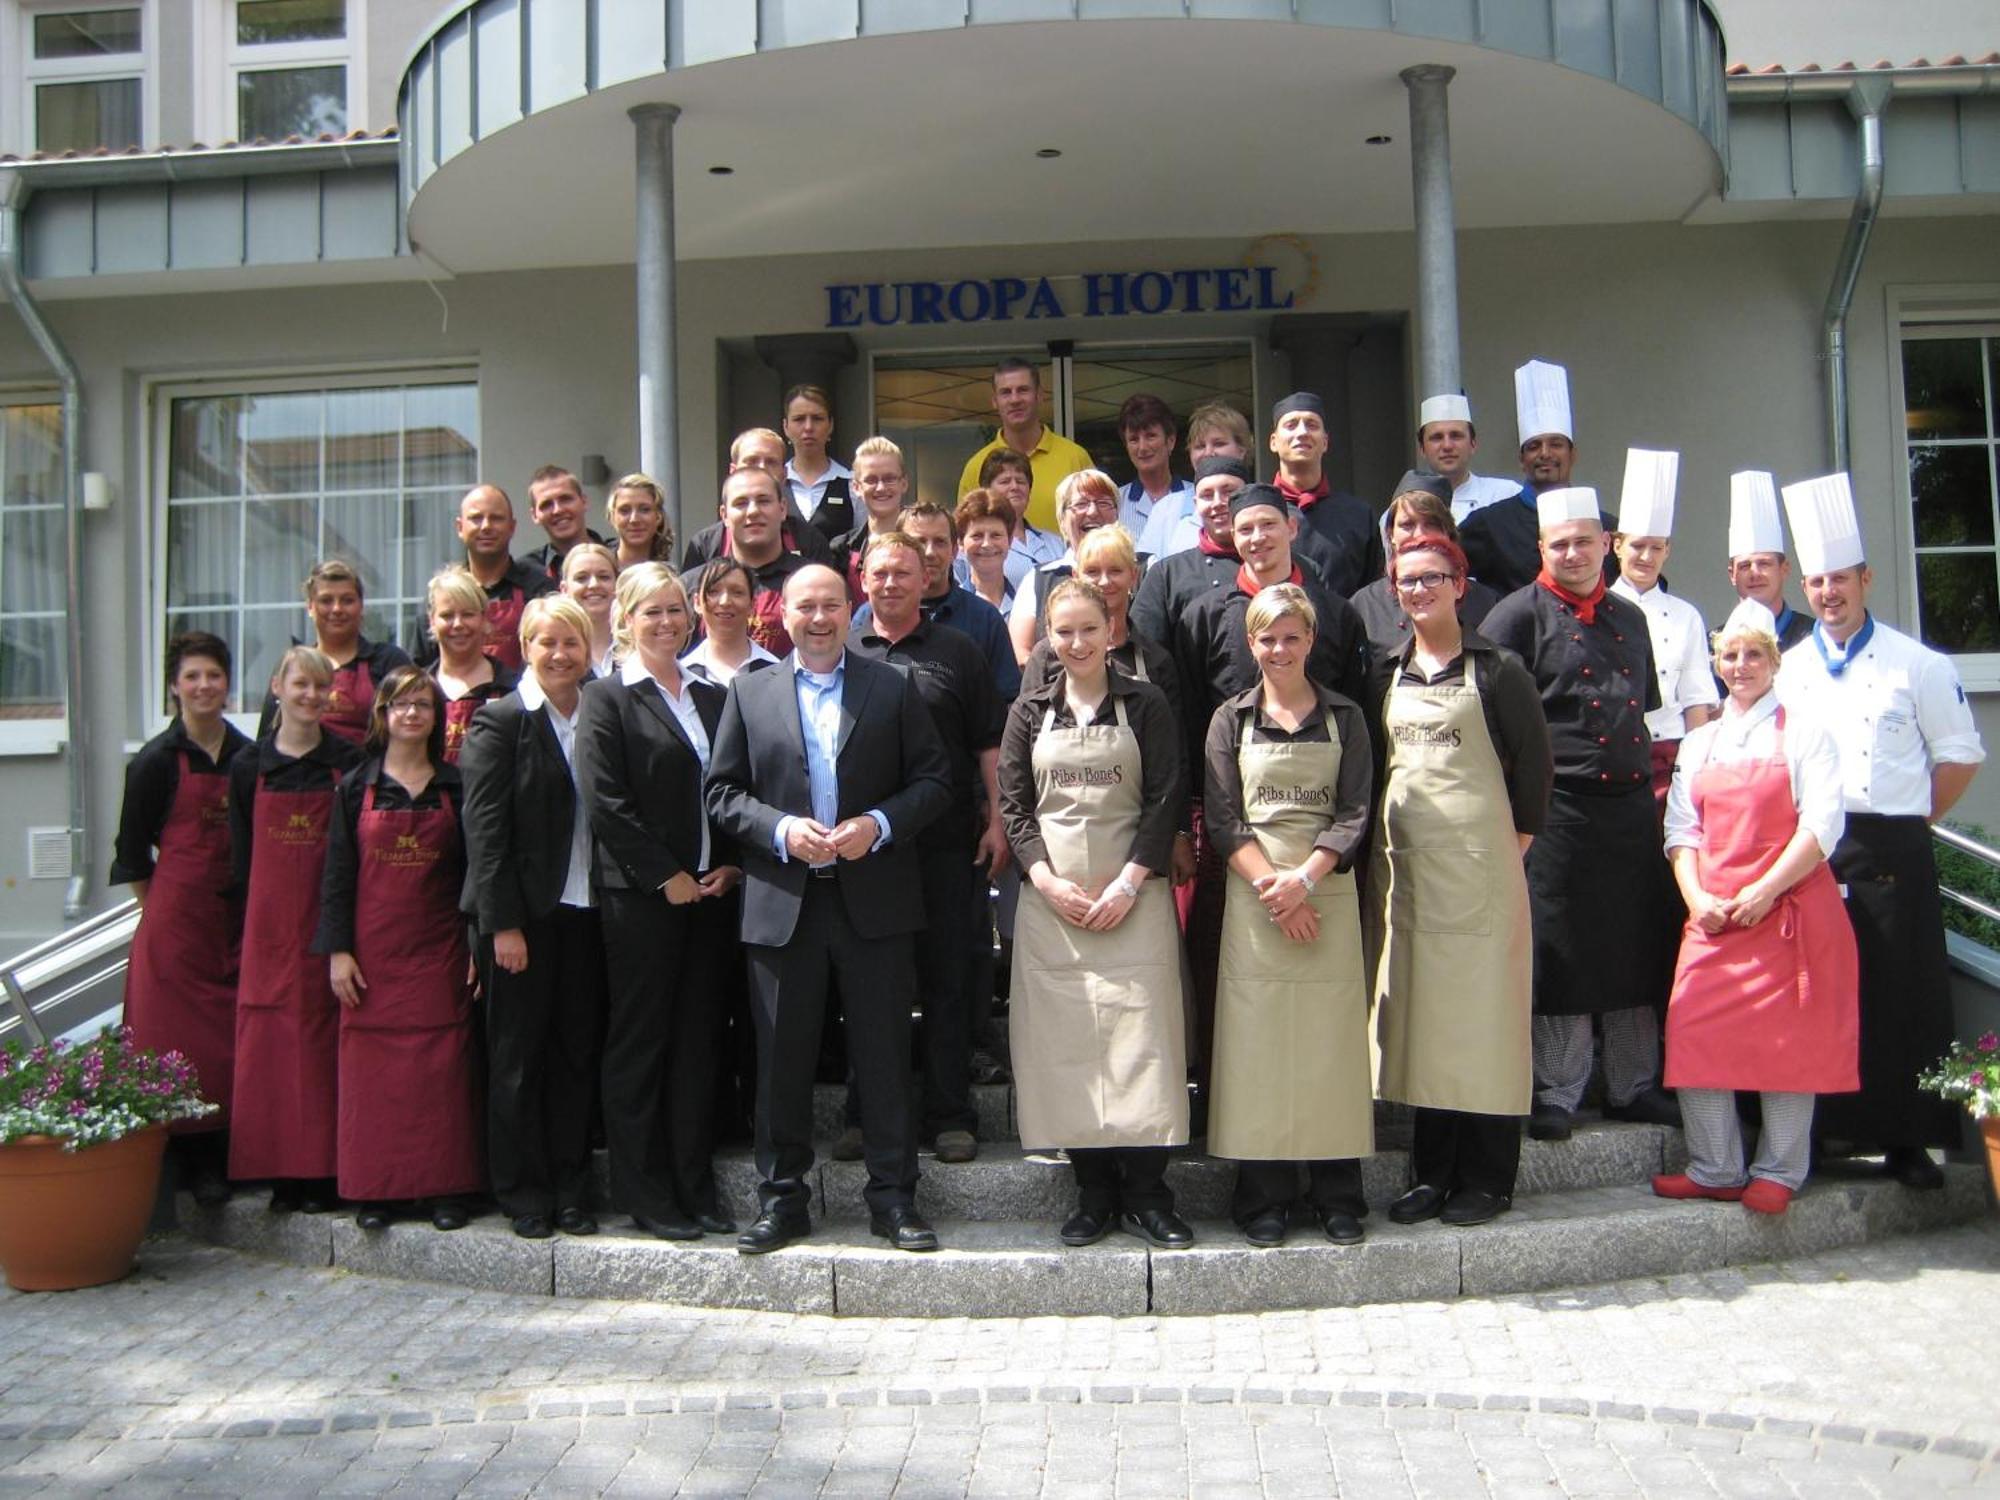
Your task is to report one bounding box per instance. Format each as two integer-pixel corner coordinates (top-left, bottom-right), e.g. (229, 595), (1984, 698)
(706, 564), (953, 1253)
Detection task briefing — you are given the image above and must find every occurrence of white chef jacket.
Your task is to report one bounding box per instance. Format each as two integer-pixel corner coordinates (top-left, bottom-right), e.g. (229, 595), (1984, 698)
(1663, 689), (1845, 860)
(1611, 577), (1721, 744)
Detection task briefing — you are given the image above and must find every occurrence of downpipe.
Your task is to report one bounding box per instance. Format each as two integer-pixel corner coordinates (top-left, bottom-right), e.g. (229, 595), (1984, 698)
(1821, 85), (1888, 473)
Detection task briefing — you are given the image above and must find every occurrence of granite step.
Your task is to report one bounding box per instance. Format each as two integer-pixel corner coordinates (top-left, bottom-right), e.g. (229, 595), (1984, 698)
(585, 1120), (1680, 1224)
(176, 1160), (1993, 1317)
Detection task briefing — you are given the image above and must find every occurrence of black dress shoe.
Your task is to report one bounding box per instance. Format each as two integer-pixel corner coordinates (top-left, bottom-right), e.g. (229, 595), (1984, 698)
(190, 1168), (232, 1208)
(632, 1213), (702, 1241)
(1440, 1188), (1511, 1226)
(737, 1211), (811, 1255)
(555, 1207), (598, 1236)
(512, 1213), (554, 1240)
(1603, 1087), (1683, 1128)
(1529, 1103), (1574, 1141)
(354, 1204), (393, 1231)
(1318, 1210), (1366, 1245)
(1883, 1147), (1945, 1190)
(1240, 1209), (1288, 1247)
(694, 1211), (738, 1237)
(296, 1181), (338, 1215)
(1119, 1208), (1194, 1248)
(430, 1202), (470, 1232)
(1059, 1206), (1115, 1247)
(1388, 1183), (1449, 1225)
(868, 1206), (939, 1252)
(268, 1183), (301, 1213)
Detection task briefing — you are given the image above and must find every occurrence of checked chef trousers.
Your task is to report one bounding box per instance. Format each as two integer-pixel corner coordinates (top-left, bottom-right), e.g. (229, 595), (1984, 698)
(1532, 1007), (1660, 1113)
(1680, 1089), (1815, 1191)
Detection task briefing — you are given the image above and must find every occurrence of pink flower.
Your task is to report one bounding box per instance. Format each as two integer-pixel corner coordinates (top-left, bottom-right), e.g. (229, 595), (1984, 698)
(1972, 1071), (1989, 1089)
(1979, 1032), (1999, 1052)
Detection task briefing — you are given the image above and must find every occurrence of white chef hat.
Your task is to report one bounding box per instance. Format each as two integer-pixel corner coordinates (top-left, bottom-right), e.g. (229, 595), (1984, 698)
(1418, 394), (1472, 431)
(1536, 486), (1601, 529)
(1727, 470), (1785, 558)
(1515, 360), (1573, 445)
(1782, 472), (1865, 575)
(1617, 448), (1679, 539)
(1716, 597), (1778, 647)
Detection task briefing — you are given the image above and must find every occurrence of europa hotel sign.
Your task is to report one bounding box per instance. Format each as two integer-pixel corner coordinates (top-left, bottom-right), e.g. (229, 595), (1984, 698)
(824, 265), (1297, 329)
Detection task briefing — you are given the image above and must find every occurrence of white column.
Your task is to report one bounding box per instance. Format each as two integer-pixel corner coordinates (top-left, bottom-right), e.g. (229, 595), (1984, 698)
(1400, 64), (1461, 401)
(630, 103), (682, 538)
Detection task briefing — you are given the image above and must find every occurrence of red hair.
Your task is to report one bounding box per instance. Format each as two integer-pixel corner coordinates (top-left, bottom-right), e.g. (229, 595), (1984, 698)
(1388, 533), (1468, 583)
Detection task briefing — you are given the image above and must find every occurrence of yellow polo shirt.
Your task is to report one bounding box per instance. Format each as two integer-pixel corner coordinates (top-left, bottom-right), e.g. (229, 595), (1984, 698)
(956, 426), (1094, 534)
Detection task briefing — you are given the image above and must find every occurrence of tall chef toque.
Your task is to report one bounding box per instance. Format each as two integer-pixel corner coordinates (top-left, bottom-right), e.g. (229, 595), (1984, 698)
(1781, 472), (1865, 575)
(1535, 486), (1600, 529)
(1515, 360), (1573, 446)
(1727, 470), (1785, 559)
(1617, 449), (1679, 540)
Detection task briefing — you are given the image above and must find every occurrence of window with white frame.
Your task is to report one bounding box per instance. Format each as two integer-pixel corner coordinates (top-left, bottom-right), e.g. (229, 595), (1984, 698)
(162, 375), (478, 714)
(230, 0), (349, 140)
(0, 401), (65, 727)
(1901, 327), (2000, 665)
(21, 3), (143, 153)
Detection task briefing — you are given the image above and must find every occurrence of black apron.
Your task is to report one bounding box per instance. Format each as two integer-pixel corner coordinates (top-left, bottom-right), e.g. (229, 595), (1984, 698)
(1814, 813), (1958, 1149)
(1526, 782), (1673, 1016)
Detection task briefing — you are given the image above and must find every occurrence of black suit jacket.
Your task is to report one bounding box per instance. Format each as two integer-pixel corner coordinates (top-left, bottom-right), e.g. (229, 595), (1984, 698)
(457, 690), (582, 932)
(574, 669), (727, 893)
(705, 650), (952, 947)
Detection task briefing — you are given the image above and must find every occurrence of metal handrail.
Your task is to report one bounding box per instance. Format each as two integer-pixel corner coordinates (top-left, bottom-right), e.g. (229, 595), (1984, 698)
(0, 898), (141, 1047)
(1934, 823), (2000, 932)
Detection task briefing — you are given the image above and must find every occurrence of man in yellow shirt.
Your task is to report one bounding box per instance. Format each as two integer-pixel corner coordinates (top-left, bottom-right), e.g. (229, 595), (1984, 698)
(956, 358), (1092, 534)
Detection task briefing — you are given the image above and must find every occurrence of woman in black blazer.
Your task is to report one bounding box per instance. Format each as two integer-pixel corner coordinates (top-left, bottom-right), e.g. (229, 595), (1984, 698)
(575, 562), (743, 1240)
(459, 594), (609, 1240)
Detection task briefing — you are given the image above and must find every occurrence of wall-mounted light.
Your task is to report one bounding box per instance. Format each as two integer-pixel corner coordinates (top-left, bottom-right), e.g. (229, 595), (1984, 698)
(708, 165), (734, 175)
(1035, 148), (1062, 159)
(1365, 134), (1393, 146)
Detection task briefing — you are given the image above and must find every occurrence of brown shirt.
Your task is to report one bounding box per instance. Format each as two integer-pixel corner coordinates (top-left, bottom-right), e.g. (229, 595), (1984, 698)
(1202, 684), (1373, 872)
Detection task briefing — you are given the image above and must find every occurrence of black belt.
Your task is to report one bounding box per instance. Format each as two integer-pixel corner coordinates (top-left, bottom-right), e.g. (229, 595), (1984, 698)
(808, 865), (838, 880)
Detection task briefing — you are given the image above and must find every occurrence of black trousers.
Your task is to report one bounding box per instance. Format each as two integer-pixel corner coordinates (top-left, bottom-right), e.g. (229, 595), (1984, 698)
(842, 839), (980, 1139)
(599, 885), (736, 1223)
(481, 904), (606, 1218)
(748, 878), (919, 1218)
(1409, 1108), (1522, 1199)
(1231, 1159), (1366, 1223)
(1070, 1146), (1174, 1215)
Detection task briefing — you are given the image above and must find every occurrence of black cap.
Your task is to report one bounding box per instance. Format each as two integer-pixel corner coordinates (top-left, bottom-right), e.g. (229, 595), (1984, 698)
(1390, 470), (1453, 506)
(1194, 455), (1254, 485)
(1270, 391), (1325, 423)
(1227, 483), (1292, 522)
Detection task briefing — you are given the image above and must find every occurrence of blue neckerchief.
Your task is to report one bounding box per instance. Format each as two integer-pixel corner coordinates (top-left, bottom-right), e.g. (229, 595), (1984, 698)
(1814, 612), (1874, 678)
(1774, 604), (1798, 638)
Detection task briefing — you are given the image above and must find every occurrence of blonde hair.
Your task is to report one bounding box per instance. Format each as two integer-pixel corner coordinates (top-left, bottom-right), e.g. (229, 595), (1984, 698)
(560, 541), (619, 585)
(426, 566), (486, 619)
(519, 594), (594, 654)
(1186, 401), (1253, 452)
(604, 473), (674, 561)
(611, 562), (687, 661)
(729, 427), (785, 464)
(1244, 582), (1318, 641)
(852, 434), (905, 472)
(1710, 621), (1781, 673)
(1074, 524), (1138, 577)
(1044, 576), (1110, 622)
(1055, 468), (1118, 519)
(270, 644), (335, 689)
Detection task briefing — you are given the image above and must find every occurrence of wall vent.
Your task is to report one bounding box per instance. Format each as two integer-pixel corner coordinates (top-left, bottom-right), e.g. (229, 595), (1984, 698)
(27, 828), (71, 881)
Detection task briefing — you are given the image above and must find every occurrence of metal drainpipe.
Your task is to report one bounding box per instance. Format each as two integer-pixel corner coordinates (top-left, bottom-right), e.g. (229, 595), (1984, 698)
(0, 171), (92, 923)
(1822, 83), (1889, 474)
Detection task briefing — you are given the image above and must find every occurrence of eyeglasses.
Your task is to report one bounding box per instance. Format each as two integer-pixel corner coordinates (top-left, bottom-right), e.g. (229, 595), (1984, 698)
(1394, 571), (1458, 594)
(387, 698), (434, 716)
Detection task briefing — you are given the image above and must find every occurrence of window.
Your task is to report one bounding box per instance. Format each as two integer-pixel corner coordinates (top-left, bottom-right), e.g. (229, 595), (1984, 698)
(0, 402), (65, 731)
(161, 376), (478, 715)
(22, 4), (142, 152)
(231, 0), (348, 139)
(1901, 329), (2000, 664)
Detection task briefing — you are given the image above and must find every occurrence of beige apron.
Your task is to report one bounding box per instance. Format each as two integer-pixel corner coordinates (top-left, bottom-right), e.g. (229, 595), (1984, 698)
(1210, 718), (1374, 1161)
(1368, 655), (1533, 1115)
(1010, 696), (1190, 1149)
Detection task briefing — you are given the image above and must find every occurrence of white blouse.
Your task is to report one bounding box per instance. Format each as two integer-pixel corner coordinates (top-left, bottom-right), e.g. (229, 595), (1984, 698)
(1663, 690), (1845, 860)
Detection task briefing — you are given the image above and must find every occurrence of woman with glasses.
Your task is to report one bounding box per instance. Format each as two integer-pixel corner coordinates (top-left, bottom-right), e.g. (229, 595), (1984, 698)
(1366, 534), (1551, 1227)
(1350, 475), (1502, 657)
(1006, 469), (1125, 665)
(317, 666), (482, 1233)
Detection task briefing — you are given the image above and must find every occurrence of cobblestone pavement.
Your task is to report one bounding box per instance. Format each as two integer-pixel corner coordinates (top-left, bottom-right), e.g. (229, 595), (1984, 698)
(1, 1221), (1997, 1496)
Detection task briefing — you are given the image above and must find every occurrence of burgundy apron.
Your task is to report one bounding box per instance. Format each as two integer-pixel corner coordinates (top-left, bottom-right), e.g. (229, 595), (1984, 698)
(1664, 710), (1860, 1093)
(123, 750), (240, 1133)
(321, 655), (376, 746)
(228, 769), (342, 1180)
(441, 693), (480, 765)
(335, 781), (483, 1200)
(483, 590), (527, 673)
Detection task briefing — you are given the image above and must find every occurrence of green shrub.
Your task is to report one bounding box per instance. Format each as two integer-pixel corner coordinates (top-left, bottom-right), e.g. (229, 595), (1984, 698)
(1935, 821), (2000, 950)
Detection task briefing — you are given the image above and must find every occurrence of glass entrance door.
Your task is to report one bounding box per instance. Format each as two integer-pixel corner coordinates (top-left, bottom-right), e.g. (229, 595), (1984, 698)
(873, 343), (1255, 508)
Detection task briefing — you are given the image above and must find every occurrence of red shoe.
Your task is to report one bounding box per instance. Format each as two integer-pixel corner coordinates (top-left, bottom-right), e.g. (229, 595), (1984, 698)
(1651, 1173), (1745, 1202)
(1741, 1179), (1794, 1215)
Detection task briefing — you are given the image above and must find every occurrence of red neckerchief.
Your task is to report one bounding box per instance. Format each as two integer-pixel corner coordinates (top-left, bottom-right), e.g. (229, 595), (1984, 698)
(1274, 471), (1329, 511)
(1196, 530), (1238, 560)
(1536, 567), (1606, 625)
(1236, 562), (1304, 597)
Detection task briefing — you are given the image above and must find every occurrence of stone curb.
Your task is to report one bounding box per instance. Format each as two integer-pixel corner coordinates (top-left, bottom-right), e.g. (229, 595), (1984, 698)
(6, 1386), (1992, 1466)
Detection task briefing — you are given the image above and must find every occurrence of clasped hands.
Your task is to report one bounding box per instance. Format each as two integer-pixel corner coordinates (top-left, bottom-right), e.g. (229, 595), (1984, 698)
(1688, 880), (1779, 935)
(1255, 867), (1320, 943)
(785, 816), (878, 866)
(1031, 865), (1139, 932)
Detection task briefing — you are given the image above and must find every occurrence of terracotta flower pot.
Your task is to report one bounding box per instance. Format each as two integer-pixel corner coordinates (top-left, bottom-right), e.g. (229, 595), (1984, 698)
(0, 1127), (168, 1291)
(1984, 1117), (2000, 1203)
